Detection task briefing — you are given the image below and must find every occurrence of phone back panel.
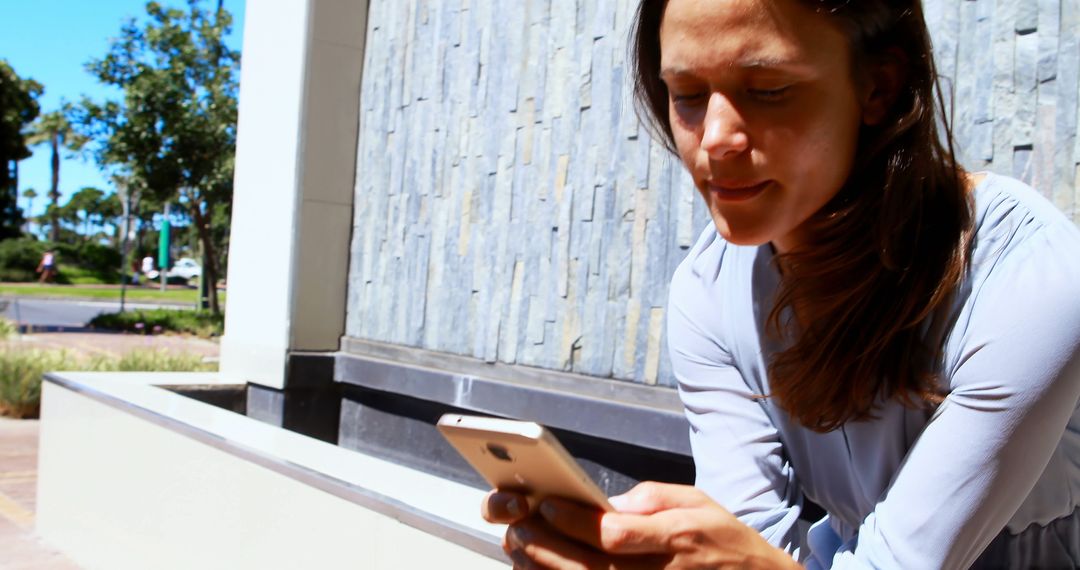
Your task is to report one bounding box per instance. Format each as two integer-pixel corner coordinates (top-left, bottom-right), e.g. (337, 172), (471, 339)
(437, 415), (612, 512)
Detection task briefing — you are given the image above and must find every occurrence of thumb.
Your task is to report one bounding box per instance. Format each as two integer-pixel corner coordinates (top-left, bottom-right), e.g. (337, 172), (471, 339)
(609, 482), (711, 514)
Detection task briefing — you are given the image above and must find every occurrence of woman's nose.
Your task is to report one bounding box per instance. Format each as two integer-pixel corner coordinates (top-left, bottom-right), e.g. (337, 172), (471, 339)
(700, 93), (749, 159)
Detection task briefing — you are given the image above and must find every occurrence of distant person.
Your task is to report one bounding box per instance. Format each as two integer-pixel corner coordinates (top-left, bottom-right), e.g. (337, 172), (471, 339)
(36, 250), (56, 283)
(141, 255), (158, 280)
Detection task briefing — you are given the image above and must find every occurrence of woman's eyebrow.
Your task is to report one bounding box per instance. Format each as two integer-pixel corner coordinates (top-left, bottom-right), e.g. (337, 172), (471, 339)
(658, 68), (691, 80)
(660, 58), (812, 79)
(737, 57), (807, 69)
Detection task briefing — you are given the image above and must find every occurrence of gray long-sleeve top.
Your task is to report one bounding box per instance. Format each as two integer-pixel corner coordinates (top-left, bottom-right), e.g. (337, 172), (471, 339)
(668, 173), (1080, 568)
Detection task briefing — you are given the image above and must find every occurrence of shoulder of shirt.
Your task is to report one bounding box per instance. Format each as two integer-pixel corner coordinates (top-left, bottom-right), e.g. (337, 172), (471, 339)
(966, 173), (1080, 286)
(974, 173), (1080, 236)
(668, 223), (759, 307)
(671, 224), (725, 291)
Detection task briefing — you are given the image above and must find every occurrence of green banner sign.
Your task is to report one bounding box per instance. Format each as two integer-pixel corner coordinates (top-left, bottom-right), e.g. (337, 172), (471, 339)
(158, 204), (171, 270)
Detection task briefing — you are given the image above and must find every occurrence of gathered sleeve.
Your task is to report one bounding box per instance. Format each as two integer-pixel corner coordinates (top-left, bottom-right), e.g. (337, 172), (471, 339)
(834, 223), (1080, 569)
(667, 259), (805, 554)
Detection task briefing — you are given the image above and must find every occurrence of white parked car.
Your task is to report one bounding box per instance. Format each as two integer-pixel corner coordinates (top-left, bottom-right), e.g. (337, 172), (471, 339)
(167, 258), (202, 281)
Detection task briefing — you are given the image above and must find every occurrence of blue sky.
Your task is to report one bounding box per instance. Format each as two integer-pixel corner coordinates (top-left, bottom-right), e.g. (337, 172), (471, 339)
(0, 0), (245, 221)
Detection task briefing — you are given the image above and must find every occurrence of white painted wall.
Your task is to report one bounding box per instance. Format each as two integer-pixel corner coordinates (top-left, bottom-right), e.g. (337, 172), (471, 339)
(36, 378), (509, 570)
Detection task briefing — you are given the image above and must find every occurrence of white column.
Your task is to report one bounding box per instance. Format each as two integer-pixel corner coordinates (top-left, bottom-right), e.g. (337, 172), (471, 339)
(221, 0), (368, 388)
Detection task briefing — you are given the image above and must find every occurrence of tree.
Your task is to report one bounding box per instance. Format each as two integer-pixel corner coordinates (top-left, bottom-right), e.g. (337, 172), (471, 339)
(71, 0), (238, 314)
(0, 59), (41, 240)
(27, 111), (81, 242)
(20, 187), (36, 233)
(39, 204), (80, 244)
(67, 186), (106, 240)
(98, 192), (123, 247)
(21, 187), (36, 214)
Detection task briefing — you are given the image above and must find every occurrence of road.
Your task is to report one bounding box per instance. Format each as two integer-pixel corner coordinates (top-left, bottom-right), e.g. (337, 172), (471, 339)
(0, 298), (188, 331)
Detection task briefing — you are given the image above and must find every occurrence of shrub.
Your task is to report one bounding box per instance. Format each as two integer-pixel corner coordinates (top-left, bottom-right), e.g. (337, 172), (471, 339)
(52, 242), (121, 284)
(89, 308), (224, 338)
(48, 243), (82, 284)
(0, 317), (17, 339)
(0, 348), (217, 418)
(77, 243), (123, 274)
(50, 242), (80, 262)
(86, 349), (213, 372)
(0, 268), (35, 282)
(0, 238), (46, 275)
(0, 239), (122, 283)
(0, 350), (78, 419)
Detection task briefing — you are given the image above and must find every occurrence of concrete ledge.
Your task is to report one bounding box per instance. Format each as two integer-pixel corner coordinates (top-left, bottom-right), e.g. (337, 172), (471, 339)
(37, 371), (508, 570)
(337, 338), (692, 456)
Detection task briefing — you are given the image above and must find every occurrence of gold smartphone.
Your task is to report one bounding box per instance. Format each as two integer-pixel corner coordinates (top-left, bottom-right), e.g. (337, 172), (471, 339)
(437, 413), (613, 513)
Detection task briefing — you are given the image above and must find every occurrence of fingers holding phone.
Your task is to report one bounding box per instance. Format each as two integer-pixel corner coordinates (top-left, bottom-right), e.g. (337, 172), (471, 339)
(482, 489), (529, 524)
(501, 482), (802, 570)
(439, 415), (659, 566)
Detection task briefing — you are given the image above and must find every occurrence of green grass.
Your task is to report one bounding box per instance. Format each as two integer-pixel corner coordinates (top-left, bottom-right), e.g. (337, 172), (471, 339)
(57, 265), (120, 285)
(0, 283), (222, 305)
(89, 309), (224, 338)
(0, 348), (215, 419)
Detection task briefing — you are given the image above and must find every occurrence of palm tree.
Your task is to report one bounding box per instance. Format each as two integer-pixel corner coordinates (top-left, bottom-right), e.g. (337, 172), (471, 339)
(68, 186), (104, 241)
(26, 111), (79, 242)
(20, 187), (36, 234)
(21, 187), (36, 213)
(97, 192), (123, 248)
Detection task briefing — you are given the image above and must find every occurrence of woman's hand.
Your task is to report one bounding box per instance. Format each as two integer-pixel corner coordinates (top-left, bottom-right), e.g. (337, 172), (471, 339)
(483, 482), (800, 569)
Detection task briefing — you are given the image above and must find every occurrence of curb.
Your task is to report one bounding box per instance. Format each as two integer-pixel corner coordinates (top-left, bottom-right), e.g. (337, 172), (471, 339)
(0, 296), (198, 310)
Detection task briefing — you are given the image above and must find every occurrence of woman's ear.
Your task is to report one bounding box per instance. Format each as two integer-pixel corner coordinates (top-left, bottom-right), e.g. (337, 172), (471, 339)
(861, 48), (909, 126)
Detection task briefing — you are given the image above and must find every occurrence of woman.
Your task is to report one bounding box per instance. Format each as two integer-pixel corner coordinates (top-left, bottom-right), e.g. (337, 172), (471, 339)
(483, 0), (1080, 568)
(36, 249), (56, 283)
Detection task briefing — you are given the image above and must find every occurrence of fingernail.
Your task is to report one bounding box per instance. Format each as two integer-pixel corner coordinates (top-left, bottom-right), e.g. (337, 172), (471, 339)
(509, 525), (531, 546)
(510, 549), (531, 567)
(609, 494), (629, 510)
(538, 500), (556, 520)
(505, 496), (523, 518)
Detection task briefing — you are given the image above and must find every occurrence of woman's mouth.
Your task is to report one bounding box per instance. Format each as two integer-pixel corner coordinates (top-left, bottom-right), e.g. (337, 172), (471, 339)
(705, 180), (772, 202)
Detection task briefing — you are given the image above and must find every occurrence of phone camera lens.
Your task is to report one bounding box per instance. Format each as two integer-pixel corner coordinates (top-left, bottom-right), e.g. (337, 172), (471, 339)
(486, 443), (513, 462)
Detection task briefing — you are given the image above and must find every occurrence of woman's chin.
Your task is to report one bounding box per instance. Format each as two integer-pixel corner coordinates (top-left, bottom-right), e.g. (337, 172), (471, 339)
(711, 221), (773, 247)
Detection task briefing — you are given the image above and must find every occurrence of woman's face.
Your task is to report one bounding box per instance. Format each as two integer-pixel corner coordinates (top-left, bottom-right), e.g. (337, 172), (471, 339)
(660, 0), (869, 253)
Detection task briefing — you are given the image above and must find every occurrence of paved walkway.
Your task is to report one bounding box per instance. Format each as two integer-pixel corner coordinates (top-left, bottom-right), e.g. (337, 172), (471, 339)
(0, 418), (81, 570)
(0, 332), (218, 568)
(0, 331), (220, 360)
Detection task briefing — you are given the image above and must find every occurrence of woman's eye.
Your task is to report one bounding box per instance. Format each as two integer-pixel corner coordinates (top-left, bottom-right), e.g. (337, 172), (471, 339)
(748, 86), (792, 102)
(671, 92), (707, 104)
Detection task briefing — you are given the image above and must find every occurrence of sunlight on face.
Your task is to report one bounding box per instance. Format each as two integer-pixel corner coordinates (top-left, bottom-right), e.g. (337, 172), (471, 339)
(660, 0), (868, 252)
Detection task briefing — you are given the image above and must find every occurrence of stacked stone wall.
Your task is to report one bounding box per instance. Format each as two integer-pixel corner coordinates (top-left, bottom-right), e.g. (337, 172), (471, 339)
(926, 0), (1079, 215)
(346, 0), (1080, 386)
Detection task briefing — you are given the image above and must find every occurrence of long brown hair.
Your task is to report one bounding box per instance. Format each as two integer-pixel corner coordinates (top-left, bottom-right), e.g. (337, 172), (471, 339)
(632, 0), (973, 432)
